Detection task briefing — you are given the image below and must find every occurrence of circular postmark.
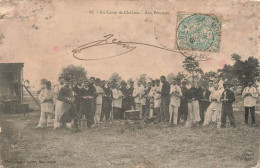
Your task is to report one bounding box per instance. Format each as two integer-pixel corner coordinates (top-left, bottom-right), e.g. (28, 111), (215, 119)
(153, 19), (211, 61)
(176, 14), (221, 52)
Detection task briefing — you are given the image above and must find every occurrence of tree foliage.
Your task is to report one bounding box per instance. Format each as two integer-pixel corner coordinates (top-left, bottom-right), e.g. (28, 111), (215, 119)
(59, 65), (87, 85)
(238, 56), (259, 85)
(182, 56), (203, 82)
(109, 72), (122, 85)
(199, 71), (218, 87)
(218, 54), (259, 87)
(176, 72), (186, 85)
(183, 56), (199, 73)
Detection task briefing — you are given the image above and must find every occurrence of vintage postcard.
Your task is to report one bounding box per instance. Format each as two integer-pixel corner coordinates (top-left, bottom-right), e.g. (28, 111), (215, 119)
(0, 0), (259, 167)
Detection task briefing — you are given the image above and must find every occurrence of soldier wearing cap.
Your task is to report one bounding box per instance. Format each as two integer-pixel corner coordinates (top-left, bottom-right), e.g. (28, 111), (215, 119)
(126, 81), (135, 110)
(186, 82), (201, 127)
(100, 80), (113, 122)
(94, 78), (104, 124)
(111, 81), (123, 120)
(220, 82), (236, 128)
(198, 83), (211, 126)
(54, 77), (74, 129)
(169, 78), (182, 126)
(150, 79), (162, 120)
(140, 82), (148, 119)
(242, 82), (258, 126)
(133, 80), (144, 115)
(144, 81), (152, 119)
(73, 80), (84, 119)
(79, 77), (96, 127)
(178, 80), (189, 123)
(158, 76), (171, 123)
(37, 81), (54, 128)
(119, 80), (128, 119)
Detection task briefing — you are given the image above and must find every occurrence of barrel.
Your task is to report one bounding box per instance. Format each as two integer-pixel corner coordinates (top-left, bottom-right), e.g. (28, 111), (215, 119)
(125, 110), (140, 120)
(80, 119), (88, 127)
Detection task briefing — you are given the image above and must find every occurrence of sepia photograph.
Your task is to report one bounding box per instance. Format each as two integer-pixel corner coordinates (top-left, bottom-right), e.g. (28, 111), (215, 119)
(0, 0), (259, 167)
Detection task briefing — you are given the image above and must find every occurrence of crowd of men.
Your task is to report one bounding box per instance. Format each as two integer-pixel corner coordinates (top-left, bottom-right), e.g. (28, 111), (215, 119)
(36, 75), (259, 130)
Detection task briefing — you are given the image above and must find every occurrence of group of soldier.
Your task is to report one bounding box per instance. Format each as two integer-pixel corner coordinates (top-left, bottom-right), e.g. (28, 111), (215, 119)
(36, 75), (258, 130)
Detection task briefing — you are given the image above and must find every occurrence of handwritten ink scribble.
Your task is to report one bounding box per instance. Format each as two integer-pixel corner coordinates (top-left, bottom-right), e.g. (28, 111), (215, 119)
(72, 34), (179, 61)
(72, 34), (211, 61)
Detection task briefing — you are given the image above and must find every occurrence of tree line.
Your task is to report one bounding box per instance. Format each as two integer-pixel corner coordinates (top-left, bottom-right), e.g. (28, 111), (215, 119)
(38, 53), (259, 93)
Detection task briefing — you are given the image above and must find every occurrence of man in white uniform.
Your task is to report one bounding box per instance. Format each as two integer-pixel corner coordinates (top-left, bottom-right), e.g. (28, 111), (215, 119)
(169, 78), (182, 127)
(37, 81), (54, 128)
(152, 79), (162, 119)
(242, 82), (258, 126)
(203, 84), (222, 128)
(133, 81), (144, 115)
(111, 83), (123, 120)
(94, 78), (104, 124)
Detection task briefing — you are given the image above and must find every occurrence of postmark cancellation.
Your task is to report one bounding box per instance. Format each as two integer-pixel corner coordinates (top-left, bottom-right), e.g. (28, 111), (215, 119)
(176, 13), (222, 53)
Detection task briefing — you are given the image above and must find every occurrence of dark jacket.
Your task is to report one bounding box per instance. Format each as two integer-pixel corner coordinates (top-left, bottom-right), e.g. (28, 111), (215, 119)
(120, 86), (127, 97)
(81, 85), (96, 104)
(120, 86), (128, 109)
(220, 89), (235, 105)
(102, 86), (113, 102)
(188, 87), (200, 101)
(181, 86), (189, 103)
(198, 88), (211, 104)
(161, 81), (170, 100)
(126, 87), (134, 102)
(57, 85), (72, 102)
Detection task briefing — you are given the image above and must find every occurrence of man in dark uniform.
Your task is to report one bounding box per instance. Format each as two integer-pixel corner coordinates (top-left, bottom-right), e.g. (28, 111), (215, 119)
(126, 81), (135, 110)
(144, 81), (152, 120)
(100, 80), (107, 122)
(73, 80), (84, 118)
(220, 82), (236, 128)
(178, 80), (189, 123)
(80, 78), (96, 128)
(198, 84), (211, 125)
(100, 80), (113, 122)
(119, 80), (128, 119)
(186, 82), (201, 125)
(157, 76), (170, 123)
(57, 78), (79, 129)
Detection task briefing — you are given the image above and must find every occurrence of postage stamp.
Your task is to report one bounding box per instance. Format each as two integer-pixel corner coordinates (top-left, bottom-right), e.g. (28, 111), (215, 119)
(176, 13), (222, 52)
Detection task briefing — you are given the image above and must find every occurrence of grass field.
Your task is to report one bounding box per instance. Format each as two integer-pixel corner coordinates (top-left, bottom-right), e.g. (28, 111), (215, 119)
(0, 95), (259, 168)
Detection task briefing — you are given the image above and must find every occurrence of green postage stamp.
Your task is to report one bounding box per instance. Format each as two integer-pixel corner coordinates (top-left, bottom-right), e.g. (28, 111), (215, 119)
(176, 13), (222, 52)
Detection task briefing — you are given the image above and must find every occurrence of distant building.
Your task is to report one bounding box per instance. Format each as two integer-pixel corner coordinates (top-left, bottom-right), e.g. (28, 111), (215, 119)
(0, 63), (24, 103)
(0, 63), (29, 114)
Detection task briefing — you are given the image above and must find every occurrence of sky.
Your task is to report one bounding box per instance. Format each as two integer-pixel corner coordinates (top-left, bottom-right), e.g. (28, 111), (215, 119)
(0, 0), (259, 89)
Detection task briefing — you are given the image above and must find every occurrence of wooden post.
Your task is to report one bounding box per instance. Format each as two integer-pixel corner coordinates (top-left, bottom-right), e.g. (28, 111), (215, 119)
(23, 85), (41, 108)
(20, 67), (24, 103)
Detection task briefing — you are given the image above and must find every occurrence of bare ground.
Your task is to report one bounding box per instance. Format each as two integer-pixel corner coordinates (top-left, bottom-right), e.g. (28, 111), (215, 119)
(0, 96), (259, 168)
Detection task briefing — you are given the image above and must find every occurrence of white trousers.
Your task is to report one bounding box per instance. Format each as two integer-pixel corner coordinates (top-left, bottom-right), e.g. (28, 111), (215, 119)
(169, 105), (179, 124)
(38, 111), (52, 127)
(54, 100), (71, 128)
(149, 108), (153, 118)
(203, 102), (221, 127)
(95, 104), (102, 123)
(186, 100), (200, 127)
